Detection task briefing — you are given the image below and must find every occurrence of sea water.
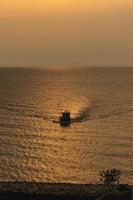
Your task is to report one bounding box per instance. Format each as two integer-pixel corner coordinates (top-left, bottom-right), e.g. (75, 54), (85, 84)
(0, 67), (133, 184)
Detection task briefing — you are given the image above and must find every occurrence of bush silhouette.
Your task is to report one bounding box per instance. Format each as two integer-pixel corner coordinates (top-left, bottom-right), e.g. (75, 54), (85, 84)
(100, 168), (121, 185)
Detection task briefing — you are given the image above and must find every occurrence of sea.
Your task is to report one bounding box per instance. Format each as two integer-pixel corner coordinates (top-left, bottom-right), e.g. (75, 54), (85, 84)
(0, 67), (133, 185)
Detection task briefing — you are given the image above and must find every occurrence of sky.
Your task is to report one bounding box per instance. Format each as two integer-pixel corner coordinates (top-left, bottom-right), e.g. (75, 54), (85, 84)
(0, 0), (133, 67)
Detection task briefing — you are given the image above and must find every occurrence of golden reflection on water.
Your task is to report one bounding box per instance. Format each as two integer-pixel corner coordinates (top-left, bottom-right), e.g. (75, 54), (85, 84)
(0, 67), (133, 184)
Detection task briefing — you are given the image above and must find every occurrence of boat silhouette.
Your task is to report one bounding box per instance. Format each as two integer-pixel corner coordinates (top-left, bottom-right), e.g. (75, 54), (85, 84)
(60, 111), (71, 126)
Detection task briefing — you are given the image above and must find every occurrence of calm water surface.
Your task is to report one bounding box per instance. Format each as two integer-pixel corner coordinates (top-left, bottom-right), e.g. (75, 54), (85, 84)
(0, 67), (133, 184)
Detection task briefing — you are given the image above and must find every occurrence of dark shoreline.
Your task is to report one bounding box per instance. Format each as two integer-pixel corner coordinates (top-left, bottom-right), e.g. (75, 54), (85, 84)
(0, 182), (132, 200)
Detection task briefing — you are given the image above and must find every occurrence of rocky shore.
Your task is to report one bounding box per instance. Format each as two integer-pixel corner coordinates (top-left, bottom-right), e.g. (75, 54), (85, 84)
(0, 182), (132, 200)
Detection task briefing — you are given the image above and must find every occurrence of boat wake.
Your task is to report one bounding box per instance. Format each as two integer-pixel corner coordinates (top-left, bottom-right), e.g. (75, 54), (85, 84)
(51, 106), (91, 125)
(91, 108), (133, 121)
(72, 106), (91, 123)
(1, 102), (133, 125)
(39, 107), (133, 124)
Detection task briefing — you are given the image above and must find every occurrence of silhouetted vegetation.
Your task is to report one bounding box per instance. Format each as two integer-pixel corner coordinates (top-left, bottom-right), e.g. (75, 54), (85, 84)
(100, 168), (121, 185)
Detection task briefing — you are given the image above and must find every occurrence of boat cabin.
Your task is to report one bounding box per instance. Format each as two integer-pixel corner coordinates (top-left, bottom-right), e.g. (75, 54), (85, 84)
(60, 111), (71, 126)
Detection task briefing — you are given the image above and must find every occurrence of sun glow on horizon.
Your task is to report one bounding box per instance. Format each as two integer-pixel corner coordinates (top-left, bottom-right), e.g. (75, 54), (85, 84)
(0, 0), (132, 18)
(0, 0), (132, 67)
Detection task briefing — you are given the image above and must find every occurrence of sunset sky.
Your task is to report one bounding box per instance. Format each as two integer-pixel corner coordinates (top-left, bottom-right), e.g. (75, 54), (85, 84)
(0, 0), (132, 67)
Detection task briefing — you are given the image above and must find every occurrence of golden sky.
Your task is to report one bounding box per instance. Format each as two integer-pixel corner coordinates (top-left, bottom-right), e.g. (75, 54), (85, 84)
(0, 0), (133, 66)
(1, 0), (132, 17)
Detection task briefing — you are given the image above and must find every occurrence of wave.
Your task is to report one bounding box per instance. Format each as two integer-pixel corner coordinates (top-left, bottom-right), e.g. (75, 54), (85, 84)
(0, 104), (48, 120)
(48, 105), (133, 125)
(52, 106), (91, 124)
(92, 108), (133, 121)
(1, 102), (133, 125)
(72, 106), (91, 123)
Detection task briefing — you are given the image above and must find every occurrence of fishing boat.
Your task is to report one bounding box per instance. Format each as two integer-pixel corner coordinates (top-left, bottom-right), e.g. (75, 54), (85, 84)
(60, 111), (71, 126)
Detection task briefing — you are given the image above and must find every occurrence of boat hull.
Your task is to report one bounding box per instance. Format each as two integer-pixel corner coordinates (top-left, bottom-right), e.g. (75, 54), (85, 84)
(60, 117), (71, 126)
